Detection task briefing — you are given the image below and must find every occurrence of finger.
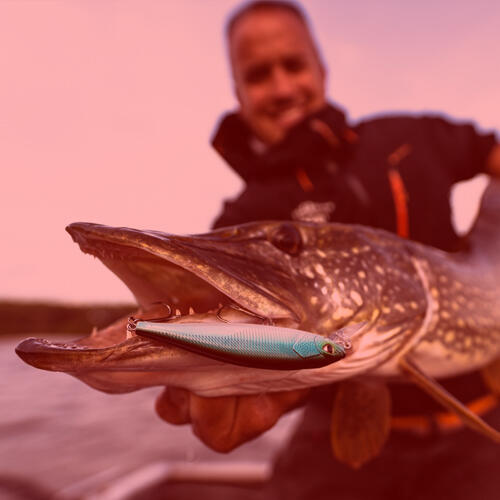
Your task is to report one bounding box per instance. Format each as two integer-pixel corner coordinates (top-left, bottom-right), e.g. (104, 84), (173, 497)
(189, 389), (309, 452)
(155, 386), (191, 425)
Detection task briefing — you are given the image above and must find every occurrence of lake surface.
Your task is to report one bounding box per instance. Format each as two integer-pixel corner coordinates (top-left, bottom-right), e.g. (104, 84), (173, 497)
(0, 335), (300, 498)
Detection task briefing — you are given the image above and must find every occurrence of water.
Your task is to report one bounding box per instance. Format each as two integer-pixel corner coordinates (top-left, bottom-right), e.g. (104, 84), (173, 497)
(0, 335), (300, 498)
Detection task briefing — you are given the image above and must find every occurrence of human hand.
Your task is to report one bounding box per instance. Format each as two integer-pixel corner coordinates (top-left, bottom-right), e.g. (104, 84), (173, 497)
(155, 386), (309, 452)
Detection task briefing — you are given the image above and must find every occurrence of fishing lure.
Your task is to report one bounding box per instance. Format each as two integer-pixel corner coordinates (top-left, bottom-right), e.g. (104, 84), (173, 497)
(129, 319), (346, 370)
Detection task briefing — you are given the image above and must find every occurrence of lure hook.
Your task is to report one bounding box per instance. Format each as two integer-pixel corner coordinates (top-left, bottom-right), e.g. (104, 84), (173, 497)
(127, 302), (174, 332)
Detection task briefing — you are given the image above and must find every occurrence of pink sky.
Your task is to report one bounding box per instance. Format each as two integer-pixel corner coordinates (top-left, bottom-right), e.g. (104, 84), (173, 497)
(1, 1), (498, 303)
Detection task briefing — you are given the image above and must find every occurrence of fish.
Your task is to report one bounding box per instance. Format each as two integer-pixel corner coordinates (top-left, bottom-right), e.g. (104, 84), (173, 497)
(130, 319), (347, 369)
(16, 179), (500, 457)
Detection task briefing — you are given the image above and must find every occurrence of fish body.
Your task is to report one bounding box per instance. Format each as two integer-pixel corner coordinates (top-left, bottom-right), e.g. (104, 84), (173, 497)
(16, 180), (500, 398)
(132, 320), (345, 370)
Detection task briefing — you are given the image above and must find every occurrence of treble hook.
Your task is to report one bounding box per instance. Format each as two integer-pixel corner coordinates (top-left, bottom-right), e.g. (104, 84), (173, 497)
(127, 302), (173, 333)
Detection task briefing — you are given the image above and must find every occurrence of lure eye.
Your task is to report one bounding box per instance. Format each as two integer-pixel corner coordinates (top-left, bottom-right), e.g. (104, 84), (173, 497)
(270, 223), (303, 256)
(322, 343), (334, 354)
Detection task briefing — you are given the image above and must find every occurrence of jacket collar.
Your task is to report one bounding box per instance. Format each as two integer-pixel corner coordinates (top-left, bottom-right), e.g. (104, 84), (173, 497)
(211, 103), (355, 182)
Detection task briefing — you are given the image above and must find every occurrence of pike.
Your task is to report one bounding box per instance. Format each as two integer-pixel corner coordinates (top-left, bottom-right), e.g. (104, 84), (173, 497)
(16, 180), (500, 461)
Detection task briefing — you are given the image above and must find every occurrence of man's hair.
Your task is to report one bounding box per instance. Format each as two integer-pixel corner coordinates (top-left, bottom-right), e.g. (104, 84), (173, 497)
(226, 1), (311, 39)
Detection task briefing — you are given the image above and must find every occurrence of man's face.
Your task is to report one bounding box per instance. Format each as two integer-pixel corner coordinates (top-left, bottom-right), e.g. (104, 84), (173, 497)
(229, 10), (326, 145)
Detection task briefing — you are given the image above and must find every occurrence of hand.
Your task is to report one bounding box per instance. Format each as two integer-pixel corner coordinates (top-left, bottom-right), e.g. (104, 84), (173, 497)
(155, 387), (309, 452)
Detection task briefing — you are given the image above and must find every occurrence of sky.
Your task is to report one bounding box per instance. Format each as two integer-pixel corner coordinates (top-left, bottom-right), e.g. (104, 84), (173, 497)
(1, 0), (498, 303)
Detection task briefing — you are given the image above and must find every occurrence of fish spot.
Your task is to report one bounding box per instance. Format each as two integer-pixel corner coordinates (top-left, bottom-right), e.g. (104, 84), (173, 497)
(314, 263), (326, 276)
(352, 247), (360, 254)
(444, 331), (455, 343)
(394, 303), (405, 313)
(310, 296), (318, 306)
(375, 265), (385, 275)
(321, 286), (328, 295)
(322, 319), (333, 329)
(431, 288), (439, 299)
(410, 301), (419, 310)
(350, 291), (363, 306)
(382, 306), (391, 314)
(441, 310), (451, 319)
(332, 306), (354, 321)
(304, 267), (315, 279)
(357, 270), (367, 279)
(317, 249), (326, 258)
(331, 290), (341, 304)
(338, 282), (345, 291)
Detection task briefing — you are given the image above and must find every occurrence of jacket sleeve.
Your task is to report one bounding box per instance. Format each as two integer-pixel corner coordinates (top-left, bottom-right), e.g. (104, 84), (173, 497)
(422, 116), (497, 182)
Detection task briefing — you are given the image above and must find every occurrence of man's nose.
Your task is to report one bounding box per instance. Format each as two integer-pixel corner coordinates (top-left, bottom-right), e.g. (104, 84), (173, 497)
(269, 66), (295, 97)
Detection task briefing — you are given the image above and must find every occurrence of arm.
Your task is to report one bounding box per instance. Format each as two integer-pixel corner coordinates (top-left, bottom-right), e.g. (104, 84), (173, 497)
(486, 144), (500, 177)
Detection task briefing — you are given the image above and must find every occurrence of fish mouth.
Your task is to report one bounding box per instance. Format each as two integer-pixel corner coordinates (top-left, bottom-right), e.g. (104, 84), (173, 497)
(15, 222), (306, 390)
(63, 222), (301, 320)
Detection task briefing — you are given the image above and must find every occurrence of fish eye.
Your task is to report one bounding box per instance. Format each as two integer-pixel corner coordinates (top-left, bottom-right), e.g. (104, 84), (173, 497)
(322, 343), (334, 354)
(270, 223), (302, 256)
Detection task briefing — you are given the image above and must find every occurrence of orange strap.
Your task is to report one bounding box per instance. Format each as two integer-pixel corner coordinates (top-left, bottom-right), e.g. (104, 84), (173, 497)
(309, 118), (341, 148)
(387, 168), (409, 238)
(295, 167), (314, 192)
(390, 393), (499, 435)
(386, 143), (412, 238)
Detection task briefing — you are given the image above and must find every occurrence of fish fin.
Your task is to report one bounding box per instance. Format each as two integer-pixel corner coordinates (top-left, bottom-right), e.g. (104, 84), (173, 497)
(399, 357), (500, 443)
(481, 357), (500, 396)
(330, 380), (391, 469)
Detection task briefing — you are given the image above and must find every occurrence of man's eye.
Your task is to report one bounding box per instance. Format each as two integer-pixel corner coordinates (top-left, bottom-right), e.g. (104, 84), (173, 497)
(283, 57), (305, 74)
(244, 65), (271, 84)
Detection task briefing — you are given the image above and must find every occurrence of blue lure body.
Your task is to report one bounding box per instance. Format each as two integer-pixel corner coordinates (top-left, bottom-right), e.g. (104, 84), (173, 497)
(133, 321), (345, 370)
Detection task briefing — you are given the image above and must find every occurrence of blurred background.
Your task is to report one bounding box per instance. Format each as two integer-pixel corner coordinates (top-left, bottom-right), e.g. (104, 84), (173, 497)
(1, 0), (498, 498)
(0, 0), (498, 303)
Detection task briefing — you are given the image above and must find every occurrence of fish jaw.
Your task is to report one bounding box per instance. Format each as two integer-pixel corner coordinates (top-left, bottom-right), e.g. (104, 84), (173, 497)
(14, 312), (384, 397)
(65, 222), (305, 322)
(16, 220), (431, 396)
(14, 304), (423, 397)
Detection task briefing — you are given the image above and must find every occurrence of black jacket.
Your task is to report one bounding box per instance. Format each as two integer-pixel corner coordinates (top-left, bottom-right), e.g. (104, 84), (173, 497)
(211, 103), (496, 251)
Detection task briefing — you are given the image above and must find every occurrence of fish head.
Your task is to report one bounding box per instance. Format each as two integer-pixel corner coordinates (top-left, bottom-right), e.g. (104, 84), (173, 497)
(16, 220), (428, 394)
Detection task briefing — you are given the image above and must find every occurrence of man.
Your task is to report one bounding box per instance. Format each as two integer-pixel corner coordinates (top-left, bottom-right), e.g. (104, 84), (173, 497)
(211, 1), (499, 249)
(156, 2), (500, 498)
